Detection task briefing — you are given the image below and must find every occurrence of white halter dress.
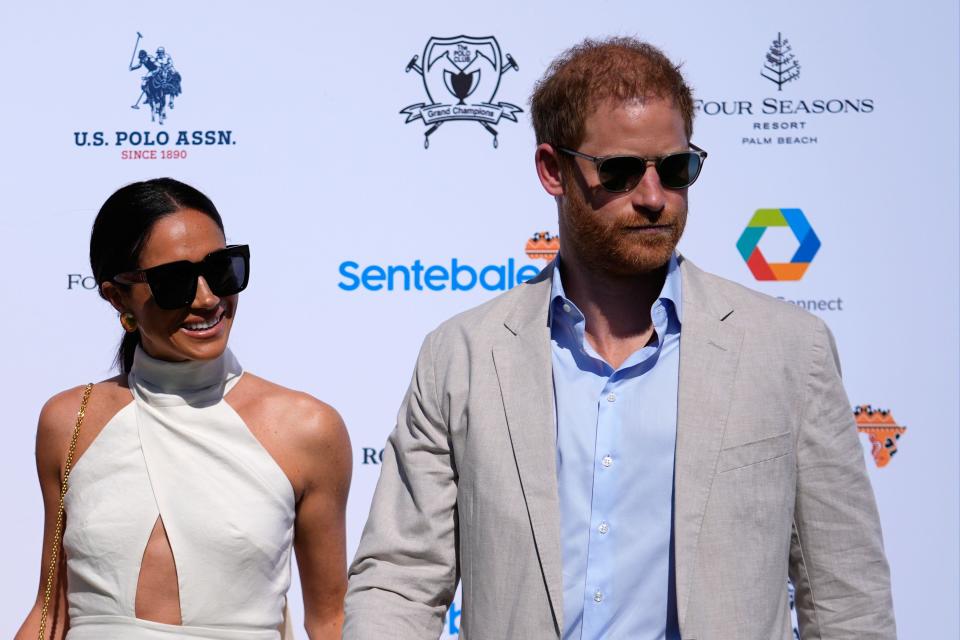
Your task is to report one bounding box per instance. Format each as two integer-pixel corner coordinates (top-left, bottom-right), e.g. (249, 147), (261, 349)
(63, 347), (296, 639)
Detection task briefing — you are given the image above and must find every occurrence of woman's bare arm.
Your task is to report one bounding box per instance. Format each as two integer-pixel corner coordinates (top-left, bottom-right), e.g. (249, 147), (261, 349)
(15, 387), (90, 640)
(290, 399), (352, 639)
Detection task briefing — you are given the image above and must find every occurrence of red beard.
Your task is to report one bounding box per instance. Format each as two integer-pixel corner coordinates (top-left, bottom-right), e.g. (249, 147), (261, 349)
(559, 178), (687, 276)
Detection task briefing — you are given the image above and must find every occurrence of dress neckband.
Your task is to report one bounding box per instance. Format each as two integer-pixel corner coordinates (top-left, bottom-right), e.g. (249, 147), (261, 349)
(130, 346), (243, 405)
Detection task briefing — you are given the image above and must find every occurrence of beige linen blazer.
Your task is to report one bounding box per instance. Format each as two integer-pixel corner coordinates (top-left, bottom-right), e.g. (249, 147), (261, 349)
(344, 257), (895, 640)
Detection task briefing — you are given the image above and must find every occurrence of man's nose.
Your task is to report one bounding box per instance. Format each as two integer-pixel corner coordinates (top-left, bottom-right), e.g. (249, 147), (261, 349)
(630, 162), (667, 215)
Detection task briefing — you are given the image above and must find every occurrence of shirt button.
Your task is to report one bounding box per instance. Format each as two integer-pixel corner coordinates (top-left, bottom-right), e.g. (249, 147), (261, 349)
(594, 590), (603, 603)
(598, 521), (609, 535)
(606, 393), (616, 403)
(654, 306), (666, 324)
(562, 303), (572, 313)
(602, 455), (613, 468)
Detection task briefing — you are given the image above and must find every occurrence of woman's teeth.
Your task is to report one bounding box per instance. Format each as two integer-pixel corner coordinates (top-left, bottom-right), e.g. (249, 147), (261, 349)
(183, 314), (222, 331)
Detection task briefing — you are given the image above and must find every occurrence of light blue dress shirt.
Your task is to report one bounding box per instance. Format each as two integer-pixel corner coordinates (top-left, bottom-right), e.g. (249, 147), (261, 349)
(551, 255), (682, 640)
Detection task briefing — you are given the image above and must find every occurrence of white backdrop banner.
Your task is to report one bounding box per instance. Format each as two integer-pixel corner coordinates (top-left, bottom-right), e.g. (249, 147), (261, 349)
(1, 1), (957, 637)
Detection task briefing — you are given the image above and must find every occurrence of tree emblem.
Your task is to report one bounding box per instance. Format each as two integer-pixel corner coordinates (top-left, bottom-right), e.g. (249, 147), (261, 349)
(761, 32), (800, 91)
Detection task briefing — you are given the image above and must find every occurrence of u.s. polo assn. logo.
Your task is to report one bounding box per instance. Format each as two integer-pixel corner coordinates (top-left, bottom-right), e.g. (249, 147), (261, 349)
(71, 31), (236, 159)
(127, 31), (182, 125)
(401, 36), (522, 148)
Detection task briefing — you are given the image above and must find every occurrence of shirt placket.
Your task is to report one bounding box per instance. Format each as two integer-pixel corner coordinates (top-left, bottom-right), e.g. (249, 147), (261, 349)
(581, 371), (621, 636)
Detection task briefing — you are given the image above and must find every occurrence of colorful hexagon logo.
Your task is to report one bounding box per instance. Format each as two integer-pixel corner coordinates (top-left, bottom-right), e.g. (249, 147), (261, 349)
(737, 208), (821, 281)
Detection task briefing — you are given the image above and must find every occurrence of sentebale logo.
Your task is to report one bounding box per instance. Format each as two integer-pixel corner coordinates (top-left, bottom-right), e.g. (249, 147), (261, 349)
(736, 208), (820, 281)
(761, 32), (801, 91)
(127, 32), (182, 125)
(854, 405), (907, 468)
(338, 231), (556, 293)
(401, 36), (522, 148)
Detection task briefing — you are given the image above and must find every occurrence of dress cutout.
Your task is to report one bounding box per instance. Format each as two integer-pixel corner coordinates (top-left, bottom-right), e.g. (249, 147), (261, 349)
(63, 347), (296, 639)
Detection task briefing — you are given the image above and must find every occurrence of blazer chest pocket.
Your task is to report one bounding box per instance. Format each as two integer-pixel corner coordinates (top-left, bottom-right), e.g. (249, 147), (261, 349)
(717, 431), (792, 473)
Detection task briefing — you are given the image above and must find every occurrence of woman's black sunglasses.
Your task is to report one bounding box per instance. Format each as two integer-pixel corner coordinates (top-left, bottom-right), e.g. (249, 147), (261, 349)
(114, 244), (250, 310)
(558, 143), (708, 192)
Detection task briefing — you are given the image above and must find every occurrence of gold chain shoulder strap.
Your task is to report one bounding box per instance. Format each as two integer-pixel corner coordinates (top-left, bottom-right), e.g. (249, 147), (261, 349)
(38, 382), (93, 640)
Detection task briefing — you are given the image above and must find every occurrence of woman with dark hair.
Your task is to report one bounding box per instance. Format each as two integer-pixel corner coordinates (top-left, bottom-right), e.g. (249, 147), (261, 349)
(17, 178), (351, 640)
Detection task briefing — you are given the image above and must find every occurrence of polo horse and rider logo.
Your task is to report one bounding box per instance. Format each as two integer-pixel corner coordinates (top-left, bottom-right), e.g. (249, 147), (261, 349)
(401, 36), (522, 148)
(128, 32), (182, 124)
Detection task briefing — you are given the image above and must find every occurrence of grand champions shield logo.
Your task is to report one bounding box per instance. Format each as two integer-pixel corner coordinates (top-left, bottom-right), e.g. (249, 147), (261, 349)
(401, 36), (522, 148)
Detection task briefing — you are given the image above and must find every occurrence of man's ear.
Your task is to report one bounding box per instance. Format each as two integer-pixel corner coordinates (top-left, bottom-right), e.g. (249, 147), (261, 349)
(535, 143), (565, 196)
(100, 281), (127, 314)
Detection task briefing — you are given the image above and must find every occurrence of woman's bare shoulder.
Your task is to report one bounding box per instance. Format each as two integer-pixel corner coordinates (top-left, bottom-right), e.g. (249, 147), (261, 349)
(231, 373), (350, 453)
(36, 376), (132, 465)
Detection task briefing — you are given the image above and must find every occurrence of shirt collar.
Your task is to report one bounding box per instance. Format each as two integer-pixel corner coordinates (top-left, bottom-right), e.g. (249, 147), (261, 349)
(549, 253), (683, 328)
(661, 253), (684, 324)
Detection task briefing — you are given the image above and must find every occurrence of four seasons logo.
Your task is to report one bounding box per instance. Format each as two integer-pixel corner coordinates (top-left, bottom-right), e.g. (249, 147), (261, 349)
(400, 36), (522, 148)
(694, 32), (874, 147)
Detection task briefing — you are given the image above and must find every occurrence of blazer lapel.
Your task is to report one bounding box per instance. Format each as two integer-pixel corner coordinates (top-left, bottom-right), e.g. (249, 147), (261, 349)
(491, 265), (564, 633)
(674, 258), (745, 631)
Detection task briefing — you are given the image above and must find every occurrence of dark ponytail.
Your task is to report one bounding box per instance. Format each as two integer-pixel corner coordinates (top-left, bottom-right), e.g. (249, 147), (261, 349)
(89, 178), (224, 373)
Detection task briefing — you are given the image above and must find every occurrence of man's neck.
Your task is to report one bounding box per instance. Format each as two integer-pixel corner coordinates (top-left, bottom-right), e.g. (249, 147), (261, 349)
(558, 253), (669, 369)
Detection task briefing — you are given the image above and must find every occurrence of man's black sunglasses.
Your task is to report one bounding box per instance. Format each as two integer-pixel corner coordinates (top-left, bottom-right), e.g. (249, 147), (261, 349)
(558, 143), (708, 192)
(114, 244), (250, 310)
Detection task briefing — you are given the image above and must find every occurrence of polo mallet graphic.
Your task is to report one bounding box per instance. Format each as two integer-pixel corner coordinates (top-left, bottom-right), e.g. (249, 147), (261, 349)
(128, 31), (143, 70)
(405, 54), (422, 75)
(480, 53), (520, 148)
(129, 31), (145, 109)
(405, 55), (445, 148)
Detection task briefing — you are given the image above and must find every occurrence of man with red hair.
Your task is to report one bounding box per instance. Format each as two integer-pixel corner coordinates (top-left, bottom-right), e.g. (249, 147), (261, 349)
(345, 37), (895, 639)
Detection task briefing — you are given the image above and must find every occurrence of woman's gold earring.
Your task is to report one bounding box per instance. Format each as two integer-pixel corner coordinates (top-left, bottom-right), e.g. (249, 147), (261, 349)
(120, 312), (138, 333)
